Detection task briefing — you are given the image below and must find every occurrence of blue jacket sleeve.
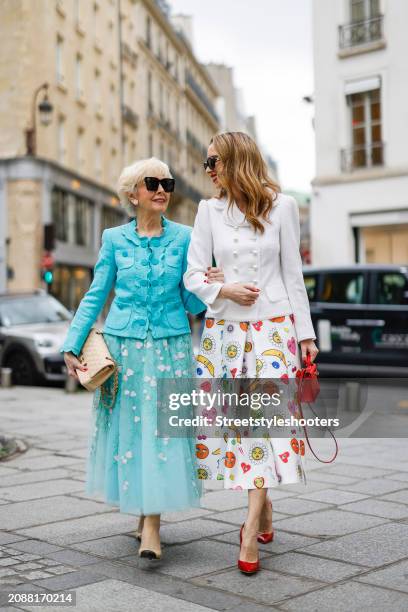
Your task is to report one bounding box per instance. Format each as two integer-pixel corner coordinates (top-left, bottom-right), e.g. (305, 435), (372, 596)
(60, 229), (117, 355)
(180, 231), (206, 316)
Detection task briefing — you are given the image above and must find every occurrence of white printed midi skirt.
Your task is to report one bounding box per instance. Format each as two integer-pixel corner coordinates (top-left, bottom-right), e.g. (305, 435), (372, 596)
(195, 315), (306, 490)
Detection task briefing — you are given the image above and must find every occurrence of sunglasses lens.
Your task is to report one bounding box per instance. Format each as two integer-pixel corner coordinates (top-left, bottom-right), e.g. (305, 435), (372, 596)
(144, 177), (160, 191)
(162, 179), (175, 192)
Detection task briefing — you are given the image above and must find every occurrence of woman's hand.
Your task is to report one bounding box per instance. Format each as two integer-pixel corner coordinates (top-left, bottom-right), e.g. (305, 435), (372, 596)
(63, 352), (88, 380)
(299, 339), (319, 364)
(205, 266), (224, 284)
(218, 283), (260, 306)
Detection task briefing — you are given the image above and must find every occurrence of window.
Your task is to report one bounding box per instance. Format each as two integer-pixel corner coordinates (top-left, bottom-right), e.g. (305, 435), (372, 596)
(101, 205), (124, 231)
(56, 36), (64, 84)
(159, 82), (163, 119)
(52, 265), (92, 311)
(76, 129), (84, 169)
(343, 88), (383, 170)
(75, 55), (83, 98)
(304, 275), (318, 301)
(351, 0), (380, 22)
(52, 188), (68, 241)
(148, 133), (153, 157)
(95, 139), (102, 179)
(174, 54), (179, 81)
(94, 69), (102, 114)
(147, 71), (153, 112)
(376, 273), (408, 305)
(321, 272), (365, 304)
(51, 188), (94, 247)
(146, 15), (152, 48)
(57, 117), (65, 163)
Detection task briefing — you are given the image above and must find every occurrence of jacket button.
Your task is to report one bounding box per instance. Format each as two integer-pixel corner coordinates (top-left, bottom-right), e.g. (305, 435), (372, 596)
(252, 264), (258, 270)
(233, 237), (239, 243)
(233, 266), (238, 272)
(252, 249), (258, 255)
(233, 226), (239, 231)
(252, 279), (258, 284)
(141, 259), (149, 266)
(121, 251), (128, 257)
(137, 318), (146, 325)
(233, 251), (238, 257)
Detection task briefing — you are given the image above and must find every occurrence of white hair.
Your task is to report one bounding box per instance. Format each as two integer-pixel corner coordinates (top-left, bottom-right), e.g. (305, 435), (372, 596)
(117, 157), (172, 216)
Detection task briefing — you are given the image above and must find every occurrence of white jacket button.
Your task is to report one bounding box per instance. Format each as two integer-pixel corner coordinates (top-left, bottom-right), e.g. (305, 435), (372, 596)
(252, 249), (258, 255)
(252, 264), (258, 270)
(233, 250), (238, 257)
(233, 266), (239, 272)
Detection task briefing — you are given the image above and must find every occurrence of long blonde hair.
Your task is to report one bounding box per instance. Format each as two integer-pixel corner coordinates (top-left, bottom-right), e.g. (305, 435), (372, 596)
(211, 132), (280, 233)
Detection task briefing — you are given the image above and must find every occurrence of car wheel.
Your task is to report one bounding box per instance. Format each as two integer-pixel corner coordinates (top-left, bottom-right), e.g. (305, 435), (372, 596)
(5, 351), (38, 386)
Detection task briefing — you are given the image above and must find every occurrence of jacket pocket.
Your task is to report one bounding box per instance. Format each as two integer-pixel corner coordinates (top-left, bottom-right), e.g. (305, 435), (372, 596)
(166, 247), (183, 269)
(115, 249), (135, 269)
(265, 281), (288, 302)
(105, 299), (132, 330)
(164, 300), (188, 329)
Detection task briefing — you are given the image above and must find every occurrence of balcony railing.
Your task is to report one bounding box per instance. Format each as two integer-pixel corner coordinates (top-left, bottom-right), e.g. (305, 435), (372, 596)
(339, 15), (384, 49)
(121, 105), (139, 129)
(341, 142), (384, 172)
(185, 71), (218, 123)
(187, 129), (207, 159)
(171, 168), (204, 203)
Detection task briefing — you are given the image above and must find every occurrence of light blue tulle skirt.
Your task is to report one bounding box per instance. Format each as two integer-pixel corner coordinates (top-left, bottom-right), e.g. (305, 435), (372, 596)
(85, 332), (201, 515)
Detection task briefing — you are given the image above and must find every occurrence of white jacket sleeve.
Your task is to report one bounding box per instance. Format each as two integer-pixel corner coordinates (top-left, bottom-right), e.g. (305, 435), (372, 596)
(183, 200), (224, 305)
(280, 197), (316, 342)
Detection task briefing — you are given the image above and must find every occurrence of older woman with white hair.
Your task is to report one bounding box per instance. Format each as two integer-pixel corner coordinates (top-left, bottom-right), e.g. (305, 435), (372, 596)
(61, 157), (223, 561)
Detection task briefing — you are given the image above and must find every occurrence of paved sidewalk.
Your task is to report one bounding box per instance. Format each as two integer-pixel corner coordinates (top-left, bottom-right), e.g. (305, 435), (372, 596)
(1, 385), (408, 611)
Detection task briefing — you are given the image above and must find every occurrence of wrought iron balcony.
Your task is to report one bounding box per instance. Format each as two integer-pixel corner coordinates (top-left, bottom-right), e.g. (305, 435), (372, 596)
(185, 71), (218, 123)
(340, 142), (384, 172)
(339, 15), (384, 49)
(121, 105), (139, 129)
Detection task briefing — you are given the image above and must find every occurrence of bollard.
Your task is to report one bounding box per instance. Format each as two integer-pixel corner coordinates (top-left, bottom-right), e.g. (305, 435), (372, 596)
(65, 374), (78, 393)
(1, 368), (13, 388)
(346, 381), (361, 413)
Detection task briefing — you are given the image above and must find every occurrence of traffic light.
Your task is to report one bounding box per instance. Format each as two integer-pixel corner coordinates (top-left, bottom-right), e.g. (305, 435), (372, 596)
(43, 270), (53, 284)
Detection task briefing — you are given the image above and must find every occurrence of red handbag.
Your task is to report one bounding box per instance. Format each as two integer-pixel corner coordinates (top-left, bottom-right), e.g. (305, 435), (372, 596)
(296, 354), (338, 464)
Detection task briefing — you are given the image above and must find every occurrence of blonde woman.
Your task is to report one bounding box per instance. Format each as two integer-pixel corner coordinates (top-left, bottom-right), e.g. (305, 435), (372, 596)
(61, 158), (223, 561)
(184, 132), (318, 574)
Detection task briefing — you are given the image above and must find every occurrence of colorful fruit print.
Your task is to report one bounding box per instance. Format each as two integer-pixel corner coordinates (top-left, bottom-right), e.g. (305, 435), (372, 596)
(205, 318), (215, 328)
(196, 443), (209, 459)
(195, 315), (306, 489)
(291, 438), (299, 454)
(254, 476), (265, 489)
(224, 451), (236, 468)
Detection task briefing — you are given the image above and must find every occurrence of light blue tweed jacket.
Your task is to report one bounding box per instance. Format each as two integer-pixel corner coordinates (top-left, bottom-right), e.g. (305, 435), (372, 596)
(60, 217), (206, 356)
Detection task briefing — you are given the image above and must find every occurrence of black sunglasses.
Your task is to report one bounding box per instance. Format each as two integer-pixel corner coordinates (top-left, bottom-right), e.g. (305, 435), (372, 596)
(144, 177), (175, 192)
(203, 155), (219, 171)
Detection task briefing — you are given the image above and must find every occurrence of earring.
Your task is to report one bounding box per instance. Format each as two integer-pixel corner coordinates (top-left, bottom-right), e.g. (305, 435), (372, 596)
(130, 198), (138, 206)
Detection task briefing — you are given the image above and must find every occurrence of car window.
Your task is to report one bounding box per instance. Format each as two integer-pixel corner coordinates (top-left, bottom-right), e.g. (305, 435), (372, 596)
(321, 273), (364, 304)
(376, 272), (408, 305)
(0, 295), (72, 327)
(304, 274), (318, 301)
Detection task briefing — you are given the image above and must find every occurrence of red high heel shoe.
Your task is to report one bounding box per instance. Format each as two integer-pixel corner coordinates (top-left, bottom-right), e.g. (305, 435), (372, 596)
(258, 499), (274, 544)
(238, 524), (260, 574)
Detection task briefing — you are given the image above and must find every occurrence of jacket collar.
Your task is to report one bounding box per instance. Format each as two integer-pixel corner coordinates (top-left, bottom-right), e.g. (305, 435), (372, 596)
(121, 215), (179, 247)
(216, 197), (250, 227)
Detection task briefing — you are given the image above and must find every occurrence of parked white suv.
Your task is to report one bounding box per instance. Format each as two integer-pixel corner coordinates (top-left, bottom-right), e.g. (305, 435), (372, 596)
(0, 290), (72, 385)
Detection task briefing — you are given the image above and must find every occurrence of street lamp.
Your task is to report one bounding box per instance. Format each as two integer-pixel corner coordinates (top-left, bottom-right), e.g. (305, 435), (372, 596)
(25, 83), (53, 156)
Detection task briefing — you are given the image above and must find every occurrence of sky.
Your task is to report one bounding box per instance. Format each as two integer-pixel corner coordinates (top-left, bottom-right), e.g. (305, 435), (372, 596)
(168, 0), (315, 192)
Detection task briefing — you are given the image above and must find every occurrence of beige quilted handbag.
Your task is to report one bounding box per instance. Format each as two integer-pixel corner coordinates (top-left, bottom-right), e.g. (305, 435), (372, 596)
(76, 328), (118, 408)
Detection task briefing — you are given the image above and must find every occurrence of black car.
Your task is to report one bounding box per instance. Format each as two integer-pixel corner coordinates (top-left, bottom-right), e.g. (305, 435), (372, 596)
(303, 264), (408, 377)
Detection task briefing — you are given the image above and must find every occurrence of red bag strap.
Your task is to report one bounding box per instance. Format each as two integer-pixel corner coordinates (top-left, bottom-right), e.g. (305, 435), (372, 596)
(297, 355), (338, 464)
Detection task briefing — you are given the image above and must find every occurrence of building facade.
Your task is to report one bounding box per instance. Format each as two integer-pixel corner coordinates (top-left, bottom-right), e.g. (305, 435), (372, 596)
(311, 0), (408, 265)
(0, 0), (220, 306)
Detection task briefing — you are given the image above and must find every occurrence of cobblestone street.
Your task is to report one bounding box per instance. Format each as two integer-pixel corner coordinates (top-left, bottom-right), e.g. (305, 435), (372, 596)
(1, 385), (408, 611)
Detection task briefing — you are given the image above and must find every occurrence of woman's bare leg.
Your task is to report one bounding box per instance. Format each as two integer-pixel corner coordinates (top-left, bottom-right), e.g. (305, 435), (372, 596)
(240, 488), (267, 562)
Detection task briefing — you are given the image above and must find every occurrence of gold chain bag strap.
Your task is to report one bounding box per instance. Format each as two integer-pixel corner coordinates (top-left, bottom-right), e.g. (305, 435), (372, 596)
(76, 328), (118, 409)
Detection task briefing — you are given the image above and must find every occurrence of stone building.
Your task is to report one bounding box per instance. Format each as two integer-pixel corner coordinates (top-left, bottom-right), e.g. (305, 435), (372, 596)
(0, 0), (220, 308)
